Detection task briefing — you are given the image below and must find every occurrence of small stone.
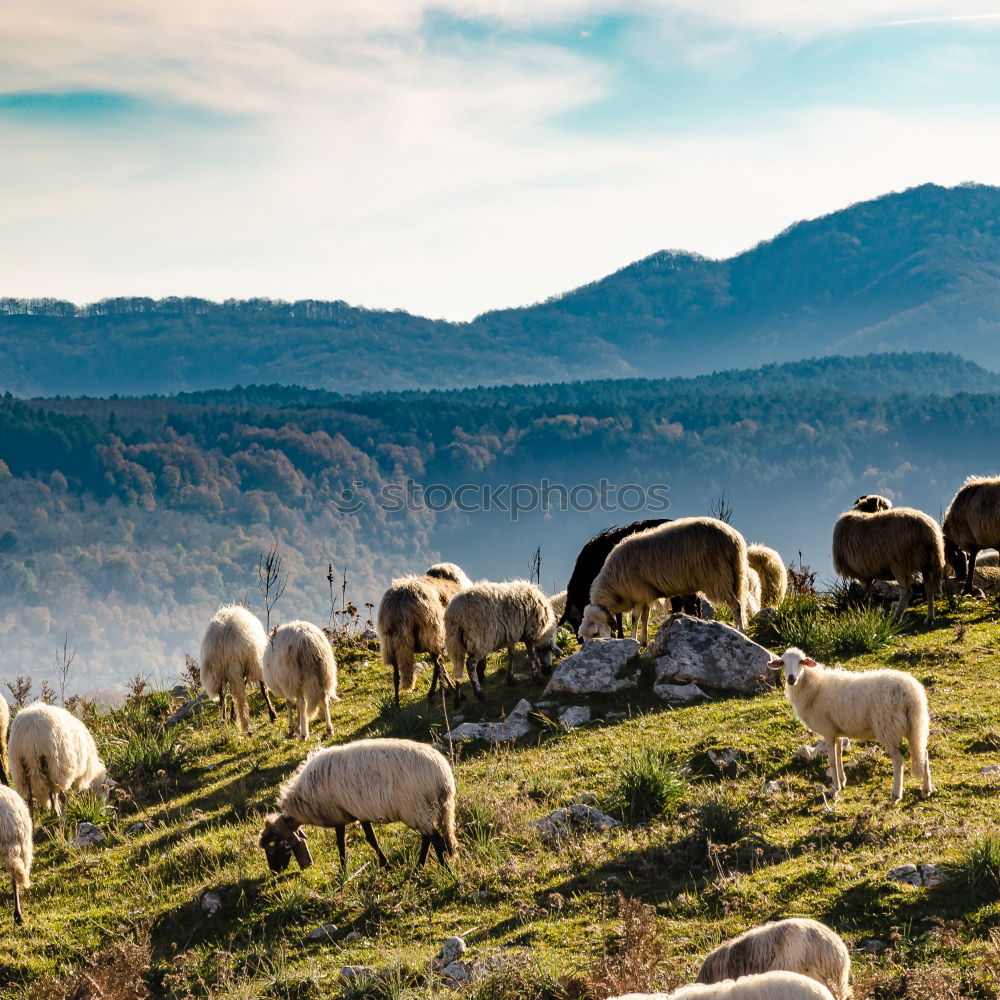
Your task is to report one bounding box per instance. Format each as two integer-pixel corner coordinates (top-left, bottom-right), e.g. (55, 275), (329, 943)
(887, 864), (922, 886)
(465, 890), (490, 902)
(654, 681), (708, 704)
(72, 822), (105, 848)
(307, 923), (338, 941)
(571, 792), (598, 806)
(166, 691), (214, 725)
(433, 936), (467, 969)
(126, 820), (151, 835)
(344, 930), (362, 941)
(339, 966), (377, 985)
(441, 960), (472, 983)
(359, 628), (378, 640)
(532, 804), (620, 841)
(857, 938), (889, 954)
(201, 890), (224, 917)
(445, 700), (535, 743)
(980, 764), (1000, 776)
(559, 706), (591, 728)
(919, 863), (946, 888)
(762, 780), (782, 796)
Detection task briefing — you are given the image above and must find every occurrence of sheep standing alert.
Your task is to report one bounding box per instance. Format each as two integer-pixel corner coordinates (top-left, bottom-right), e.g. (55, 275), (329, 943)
(0, 785), (32, 925)
(768, 647), (933, 803)
(944, 475), (1000, 594)
(8, 703), (110, 817)
(258, 737), (457, 871)
(696, 918), (851, 1000)
(201, 604), (277, 735)
(0, 696), (8, 787)
(746, 543), (788, 609)
(263, 621), (339, 740)
(579, 517), (748, 640)
(444, 580), (556, 702)
(377, 562), (472, 707)
(610, 971), (836, 1000)
(832, 499), (945, 624)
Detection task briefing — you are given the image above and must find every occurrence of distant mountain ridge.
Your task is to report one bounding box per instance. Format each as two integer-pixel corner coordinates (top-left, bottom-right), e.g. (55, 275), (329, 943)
(3, 182), (1000, 395)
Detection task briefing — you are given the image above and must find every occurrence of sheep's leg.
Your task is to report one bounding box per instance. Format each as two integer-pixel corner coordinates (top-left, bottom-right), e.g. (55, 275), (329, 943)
(924, 570), (938, 626)
(12, 876), (21, 926)
(614, 613), (624, 638)
(231, 674), (250, 735)
(505, 645), (516, 686)
(469, 658), (486, 702)
(629, 609), (639, 640)
(887, 745), (905, 803)
(730, 599), (745, 634)
(964, 548), (979, 595)
(218, 689), (228, 727)
(430, 830), (451, 867)
(640, 606), (650, 646)
(360, 821), (389, 867)
(417, 835), (431, 867)
(828, 738), (844, 797)
(285, 702), (296, 739)
(835, 738), (847, 790)
(426, 661), (437, 703)
(393, 663), (401, 709)
(320, 697), (333, 738)
(258, 681), (277, 722)
(892, 576), (913, 622)
(297, 695), (308, 740)
(335, 824), (347, 869)
(922, 757), (935, 798)
(21, 763), (33, 819)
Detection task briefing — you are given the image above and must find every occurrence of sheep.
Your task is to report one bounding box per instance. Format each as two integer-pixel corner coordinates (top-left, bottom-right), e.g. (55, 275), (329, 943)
(8, 703), (111, 817)
(851, 494), (892, 513)
(559, 519), (701, 635)
(263, 621), (339, 740)
(944, 475), (1000, 594)
(609, 971), (836, 1000)
(746, 544), (788, 609)
(580, 517), (748, 641)
(0, 785), (32, 925)
(200, 603), (277, 736)
(746, 567), (763, 617)
(768, 647), (933, 803)
(258, 737), (457, 872)
(0, 696), (8, 787)
(549, 590), (568, 619)
(377, 562), (472, 708)
(832, 500), (945, 624)
(444, 580), (556, 702)
(696, 918), (851, 1000)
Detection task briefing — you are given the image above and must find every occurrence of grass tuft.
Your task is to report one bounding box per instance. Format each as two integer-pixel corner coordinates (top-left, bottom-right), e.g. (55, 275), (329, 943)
(610, 748), (688, 825)
(946, 834), (1000, 898)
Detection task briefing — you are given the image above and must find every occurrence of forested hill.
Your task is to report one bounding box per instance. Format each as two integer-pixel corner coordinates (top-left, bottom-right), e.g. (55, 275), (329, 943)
(2, 350), (1000, 692)
(4, 184), (1000, 396)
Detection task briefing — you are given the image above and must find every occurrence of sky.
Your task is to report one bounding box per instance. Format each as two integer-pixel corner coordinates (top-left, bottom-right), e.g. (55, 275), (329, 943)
(3, 1), (1000, 320)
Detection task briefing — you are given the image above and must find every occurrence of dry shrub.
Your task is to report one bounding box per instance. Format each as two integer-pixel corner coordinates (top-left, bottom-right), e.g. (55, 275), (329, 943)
(578, 893), (674, 999)
(29, 928), (150, 1000)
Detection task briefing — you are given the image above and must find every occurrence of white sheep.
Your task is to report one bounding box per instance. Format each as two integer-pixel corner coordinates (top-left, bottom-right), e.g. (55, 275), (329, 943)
(444, 579), (557, 702)
(377, 562), (472, 707)
(768, 647), (933, 803)
(610, 971), (835, 1000)
(258, 737), (458, 871)
(696, 918), (851, 1000)
(747, 543), (788, 609)
(263, 621), (339, 741)
(0, 784), (32, 925)
(832, 500), (945, 624)
(944, 475), (1000, 594)
(549, 590), (568, 619)
(580, 517), (748, 641)
(8, 703), (111, 817)
(746, 567), (763, 617)
(200, 603), (277, 735)
(0, 696), (9, 787)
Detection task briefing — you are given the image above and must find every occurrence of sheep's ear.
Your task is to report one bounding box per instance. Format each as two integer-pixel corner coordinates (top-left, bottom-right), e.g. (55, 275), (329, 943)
(803, 657), (817, 667)
(291, 833), (313, 869)
(766, 658), (784, 670)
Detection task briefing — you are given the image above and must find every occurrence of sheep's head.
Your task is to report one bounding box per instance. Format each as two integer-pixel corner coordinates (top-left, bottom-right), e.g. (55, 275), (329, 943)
(767, 647), (817, 686)
(578, 604), (612, 640)
(852, 494), (892, 513)
(259, 814), (313, 872)
(425, 563), (473, 589)
(945, 540), (968, 580)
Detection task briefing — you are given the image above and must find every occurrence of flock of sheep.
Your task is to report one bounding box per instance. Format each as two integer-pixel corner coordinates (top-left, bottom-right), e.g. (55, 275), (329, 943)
(1, 473), (999, 999)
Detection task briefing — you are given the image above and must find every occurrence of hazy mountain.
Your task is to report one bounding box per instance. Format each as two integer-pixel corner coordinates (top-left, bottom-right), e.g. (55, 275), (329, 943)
(3, 184), (1000, 396)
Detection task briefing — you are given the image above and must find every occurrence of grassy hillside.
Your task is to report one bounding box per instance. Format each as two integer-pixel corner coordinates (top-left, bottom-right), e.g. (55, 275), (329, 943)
(4, 593), (1000, 1000)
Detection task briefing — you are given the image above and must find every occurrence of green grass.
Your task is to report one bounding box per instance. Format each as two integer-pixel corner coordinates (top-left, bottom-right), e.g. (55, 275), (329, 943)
(4, 601), (1000, 999)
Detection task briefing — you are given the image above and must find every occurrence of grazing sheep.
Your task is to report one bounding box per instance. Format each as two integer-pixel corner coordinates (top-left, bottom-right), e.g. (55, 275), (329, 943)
(559, 519), (701, 635)
(258, 737), (457, 871)
(378, 562), (472, 707)
(832, 500), (945, 624)
(696, 918), (851, 1000)
(610, 971), (835, 1000)
(0, 785), (32, 925)
(768, 647), (933, 803)
(0, 697), (8, 787)
(8, 703), (111, 817)
(851, 494), (892, 513)
(976, 550), (1000, 567)
(746, 568), (763, 617)
(746, 544), (788, 609)
(549, 590), (568, 619)
(944, 476), (1000, 594)
(445, 580), (556, 702)
(201, 603), (277, 736)
(580, 517), (748, 640)
(263, 621), (339, 740)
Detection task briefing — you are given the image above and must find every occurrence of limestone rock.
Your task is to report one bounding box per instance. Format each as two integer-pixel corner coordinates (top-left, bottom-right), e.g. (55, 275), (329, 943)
(433, 937), (467, 969)
(445, 699), (534, 743)
(200, 890), (223, 917)
(655, 681), (708, 704)
(72, 822), (105, 848)
(308, 923), (338, 941)
(559, 706), (591, 728)
(543, 639), (641, 696)
(167, 691), (214, 725)
(532, 804), (620, 841)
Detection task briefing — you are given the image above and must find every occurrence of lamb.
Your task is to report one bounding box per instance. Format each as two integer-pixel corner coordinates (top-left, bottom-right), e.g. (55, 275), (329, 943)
(832, 500), (945, 624)
(0, 785), (32, 925)
(444, 579), (556, 702)
(263, 621), (339, 740)
(747, 543), (788, 609)
(377, 562), (472, 707)
(580, 517), (748, 641)
(0, 696), (8, 787)
(696, 918), (851, 1000)
(8, 703), (111, 817)
(609, 971), (836, 1000)
(200, 603), (277, 736)
(258, 737), (457, 871)
(943, 475), (1000, 594)
(559, 518), (700, 636)
(768, 647), (933, 803)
